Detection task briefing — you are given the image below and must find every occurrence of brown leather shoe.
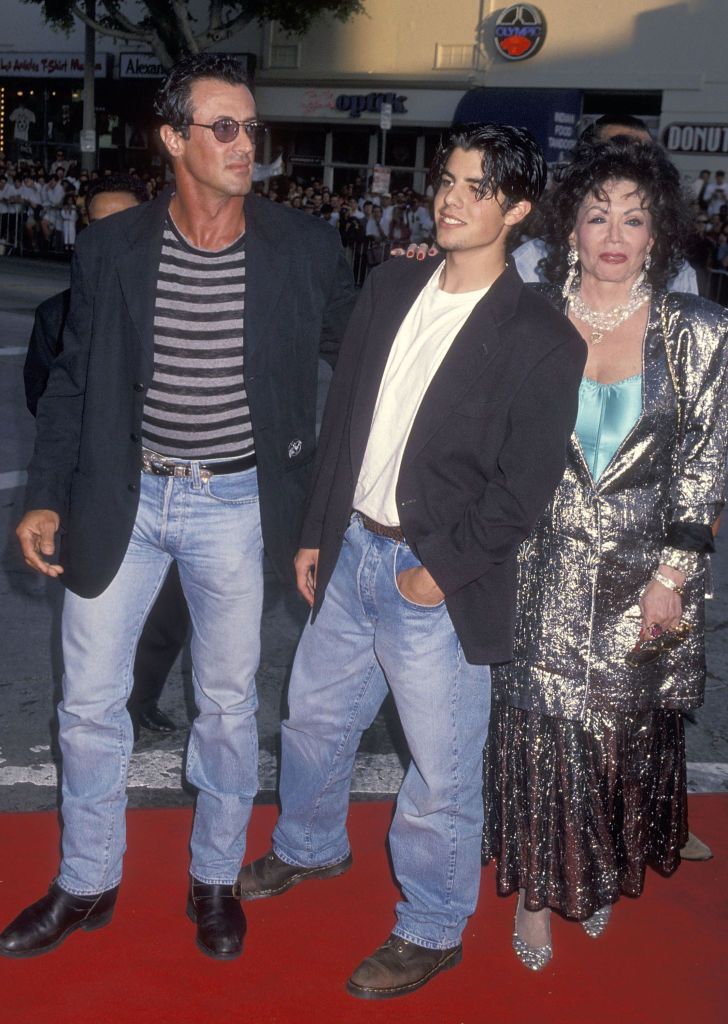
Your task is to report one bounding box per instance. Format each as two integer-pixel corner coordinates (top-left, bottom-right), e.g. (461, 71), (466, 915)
(233, 848), (352, 901)
(346, 933), (462, 1000)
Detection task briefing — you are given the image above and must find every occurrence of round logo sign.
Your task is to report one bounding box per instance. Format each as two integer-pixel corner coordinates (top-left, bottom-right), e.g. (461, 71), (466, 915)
(494, 5), (545, 61)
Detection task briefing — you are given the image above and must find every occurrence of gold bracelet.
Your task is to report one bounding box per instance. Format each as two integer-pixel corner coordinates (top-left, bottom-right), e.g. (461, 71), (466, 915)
(652, 570), (685, 597)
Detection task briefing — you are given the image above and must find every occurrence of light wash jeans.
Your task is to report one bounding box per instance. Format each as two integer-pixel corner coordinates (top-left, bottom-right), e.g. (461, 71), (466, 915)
(57, 465), (263, 894)
(273, 515), (491, 950)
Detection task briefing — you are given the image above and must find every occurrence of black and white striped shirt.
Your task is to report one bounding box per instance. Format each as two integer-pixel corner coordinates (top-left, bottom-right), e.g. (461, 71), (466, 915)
(142, 218), (253, 461)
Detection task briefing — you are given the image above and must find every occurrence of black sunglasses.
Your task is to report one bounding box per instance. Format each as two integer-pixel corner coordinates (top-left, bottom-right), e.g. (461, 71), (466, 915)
(182, 118), (267, 144)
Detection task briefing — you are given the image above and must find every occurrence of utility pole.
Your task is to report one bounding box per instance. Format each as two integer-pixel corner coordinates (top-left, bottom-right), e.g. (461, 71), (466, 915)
(80, 0), (96, 171)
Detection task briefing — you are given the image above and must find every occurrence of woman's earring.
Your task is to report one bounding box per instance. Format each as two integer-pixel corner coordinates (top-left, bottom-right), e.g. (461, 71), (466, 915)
(635, 251), (652, 290)
(562, 246), (579, 299)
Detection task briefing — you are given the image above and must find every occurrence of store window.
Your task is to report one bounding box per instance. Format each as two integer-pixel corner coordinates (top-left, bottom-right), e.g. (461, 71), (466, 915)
(385, 131), (417, 168)
(332, 129), (371, 166)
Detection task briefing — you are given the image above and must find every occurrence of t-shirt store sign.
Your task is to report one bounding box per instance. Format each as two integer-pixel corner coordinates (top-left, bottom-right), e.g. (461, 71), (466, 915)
(493, 5), (546, 61)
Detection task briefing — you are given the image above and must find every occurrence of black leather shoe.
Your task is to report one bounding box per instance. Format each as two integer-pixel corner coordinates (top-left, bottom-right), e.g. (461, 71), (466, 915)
(234, 848), (353, 901)
(346, 934), (462, 1000)
(186, 880), (246, 960)
(138, 702), (177, 733)
(0, 882), (118, 959)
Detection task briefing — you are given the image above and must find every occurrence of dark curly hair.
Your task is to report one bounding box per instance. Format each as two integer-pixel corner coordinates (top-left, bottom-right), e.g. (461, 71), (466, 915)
(86, 172), (148, 207)
(154, 54), (250, 140)
(430, 123), (547, 211)
(539, 138), (693, 291)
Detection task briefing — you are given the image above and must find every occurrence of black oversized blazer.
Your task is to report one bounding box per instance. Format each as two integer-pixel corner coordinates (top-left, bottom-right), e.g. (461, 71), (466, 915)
(300, 258), (587, 665)
(24, 192), (357, 597)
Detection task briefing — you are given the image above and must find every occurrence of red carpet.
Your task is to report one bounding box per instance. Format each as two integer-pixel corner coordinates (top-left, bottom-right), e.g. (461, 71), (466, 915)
(1, 796), (726, 1023)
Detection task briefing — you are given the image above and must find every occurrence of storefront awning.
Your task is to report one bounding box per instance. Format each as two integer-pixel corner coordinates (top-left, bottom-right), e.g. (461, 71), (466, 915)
(453, 88), (582, 164)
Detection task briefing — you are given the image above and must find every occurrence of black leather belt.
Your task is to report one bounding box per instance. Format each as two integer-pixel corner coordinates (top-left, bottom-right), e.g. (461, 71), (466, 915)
(356, 511), (405, 542)
(142, 448), (256, 480)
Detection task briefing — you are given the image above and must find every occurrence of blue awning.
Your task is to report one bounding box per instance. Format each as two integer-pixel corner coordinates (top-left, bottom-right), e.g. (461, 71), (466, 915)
(453, 88), (582, 164)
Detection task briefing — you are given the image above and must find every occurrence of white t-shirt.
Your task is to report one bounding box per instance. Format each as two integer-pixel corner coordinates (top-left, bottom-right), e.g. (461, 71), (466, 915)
(353, 261), (490, 526)
(10, 106), (36, 141)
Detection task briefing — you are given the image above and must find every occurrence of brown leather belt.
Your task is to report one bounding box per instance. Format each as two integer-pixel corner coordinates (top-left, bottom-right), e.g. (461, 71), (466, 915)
(356, 511), (405, 542)
(142, 447), (256, 482)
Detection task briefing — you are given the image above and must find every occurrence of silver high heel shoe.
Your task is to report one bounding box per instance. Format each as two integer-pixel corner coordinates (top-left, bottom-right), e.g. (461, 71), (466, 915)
(581, 905), (612, 939)
(512, 895), (552, 971)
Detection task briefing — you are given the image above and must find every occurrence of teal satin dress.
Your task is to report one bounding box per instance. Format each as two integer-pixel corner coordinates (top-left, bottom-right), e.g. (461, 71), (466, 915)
(575, 374), (643, 481)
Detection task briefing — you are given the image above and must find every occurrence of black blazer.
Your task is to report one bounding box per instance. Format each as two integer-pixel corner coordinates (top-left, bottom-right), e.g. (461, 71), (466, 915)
(23, 289), (70, 416)
(25, 193), (357, 597)
(301, 258), (586, 665)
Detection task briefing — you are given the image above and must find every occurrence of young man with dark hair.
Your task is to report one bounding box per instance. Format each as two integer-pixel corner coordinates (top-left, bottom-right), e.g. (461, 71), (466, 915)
(235, 123), (586, 1000)
(2, 53), (355, 962)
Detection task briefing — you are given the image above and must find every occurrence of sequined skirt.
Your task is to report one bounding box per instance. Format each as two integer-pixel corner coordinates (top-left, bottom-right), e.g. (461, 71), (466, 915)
(483, 702), (688, 920)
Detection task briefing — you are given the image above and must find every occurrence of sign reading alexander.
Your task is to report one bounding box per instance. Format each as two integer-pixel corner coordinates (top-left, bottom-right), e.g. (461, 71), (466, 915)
(0, 52), (106, 78)
(120, 52), (165, 78)
(664, 123), (728, 154)
(494, 5), (545, 61)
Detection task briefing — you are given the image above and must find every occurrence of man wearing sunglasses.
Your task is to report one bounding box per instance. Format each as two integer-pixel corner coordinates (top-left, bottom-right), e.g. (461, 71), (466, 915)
(3, 53), (356, 963)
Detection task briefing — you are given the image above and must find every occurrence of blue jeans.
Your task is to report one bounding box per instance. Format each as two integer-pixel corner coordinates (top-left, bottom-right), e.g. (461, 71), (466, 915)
(273, 515), (491, 950)
(57, 466), (263, 894)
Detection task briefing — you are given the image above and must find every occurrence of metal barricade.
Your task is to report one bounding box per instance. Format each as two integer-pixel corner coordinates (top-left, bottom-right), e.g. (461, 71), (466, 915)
(341, 238), (395, 285)
(0, 211), (24, 256)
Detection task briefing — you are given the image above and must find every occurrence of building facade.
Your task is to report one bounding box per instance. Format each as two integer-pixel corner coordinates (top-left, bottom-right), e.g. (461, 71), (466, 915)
(1, 1), (727, 186)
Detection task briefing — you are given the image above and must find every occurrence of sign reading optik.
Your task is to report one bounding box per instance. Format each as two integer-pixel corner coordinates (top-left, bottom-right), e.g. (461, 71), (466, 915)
(335, 92), (408, 119)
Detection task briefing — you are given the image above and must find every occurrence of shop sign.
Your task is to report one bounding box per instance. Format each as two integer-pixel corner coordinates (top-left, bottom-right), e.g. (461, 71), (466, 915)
(664, 123), (728, 154)
(335, 91), (408, 119)
(0, 52), (107, 78)
(372, 165), (391, 194)
(494, 5), (545, 61)
(119, 52), (165, 78)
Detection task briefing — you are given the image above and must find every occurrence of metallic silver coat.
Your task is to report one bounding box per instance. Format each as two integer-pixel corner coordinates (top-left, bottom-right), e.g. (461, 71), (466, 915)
(493, 292), (728, 718)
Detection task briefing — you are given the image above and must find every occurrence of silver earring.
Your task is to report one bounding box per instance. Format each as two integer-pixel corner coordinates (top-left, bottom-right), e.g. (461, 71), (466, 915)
(635, 251), (652, 290)
(562, 246), (579, 298)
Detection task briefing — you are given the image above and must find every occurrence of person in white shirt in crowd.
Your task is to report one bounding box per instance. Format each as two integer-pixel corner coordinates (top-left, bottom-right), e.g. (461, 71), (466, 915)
(60, 192), (78, 250)
(19, 174), (43, 251)
(378, 193), (394, 234)
(40, 169), (66, 245)
(512, 114), (700, 296)
(365, 204), (387, 241)
(328, 194), (342, 227)
(705, 171), (727, 218)
(408, 195), (434, 244)
(49, 150), (70, 177)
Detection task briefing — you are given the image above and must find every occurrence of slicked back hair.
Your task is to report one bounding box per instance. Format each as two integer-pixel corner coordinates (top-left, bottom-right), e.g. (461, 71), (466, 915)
(430, 123), (547, 211)
(154, 53), (250, 140)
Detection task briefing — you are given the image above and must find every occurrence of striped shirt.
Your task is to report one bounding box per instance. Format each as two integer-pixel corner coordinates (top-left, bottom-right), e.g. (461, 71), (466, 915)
(142, 217), (252, 461)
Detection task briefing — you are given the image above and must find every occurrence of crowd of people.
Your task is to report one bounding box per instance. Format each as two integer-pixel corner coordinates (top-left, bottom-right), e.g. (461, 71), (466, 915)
(0, 150), (163, 255)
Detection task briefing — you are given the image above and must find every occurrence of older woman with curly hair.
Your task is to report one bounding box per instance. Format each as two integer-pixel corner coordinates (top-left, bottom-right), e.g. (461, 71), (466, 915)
(483, 137), (728, 969)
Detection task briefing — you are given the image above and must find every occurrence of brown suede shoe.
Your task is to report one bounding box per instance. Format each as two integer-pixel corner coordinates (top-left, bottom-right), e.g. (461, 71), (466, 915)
(346, 933), (462, 1000)
(233, 849), (352, 901)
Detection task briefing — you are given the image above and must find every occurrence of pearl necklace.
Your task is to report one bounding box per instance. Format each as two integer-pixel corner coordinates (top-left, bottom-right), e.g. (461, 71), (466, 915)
(568, 283), (651, 344)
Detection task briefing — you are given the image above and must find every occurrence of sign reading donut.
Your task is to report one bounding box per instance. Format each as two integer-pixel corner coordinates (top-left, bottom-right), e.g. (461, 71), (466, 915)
(494, 5), (546, 61)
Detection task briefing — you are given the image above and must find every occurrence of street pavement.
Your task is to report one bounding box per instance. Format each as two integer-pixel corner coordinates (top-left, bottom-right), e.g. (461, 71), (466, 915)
(1, 256), (726, 815)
